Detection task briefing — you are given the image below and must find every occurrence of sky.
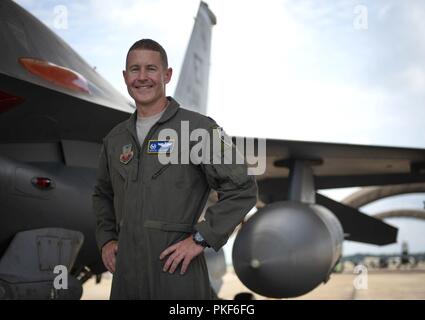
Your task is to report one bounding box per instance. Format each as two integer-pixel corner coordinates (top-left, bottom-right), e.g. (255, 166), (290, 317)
(12, 0), (425, 258)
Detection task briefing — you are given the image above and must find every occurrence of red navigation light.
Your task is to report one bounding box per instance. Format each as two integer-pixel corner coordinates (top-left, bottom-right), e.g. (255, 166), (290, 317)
(19, 57), (91, 94)
(31, 177), (54, 190)
(0, 90), (24, 113)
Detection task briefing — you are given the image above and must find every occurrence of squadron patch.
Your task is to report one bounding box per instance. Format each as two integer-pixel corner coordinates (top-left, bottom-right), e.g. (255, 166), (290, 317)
(119, 144), (134, 164)
(147, 140), (174, 154)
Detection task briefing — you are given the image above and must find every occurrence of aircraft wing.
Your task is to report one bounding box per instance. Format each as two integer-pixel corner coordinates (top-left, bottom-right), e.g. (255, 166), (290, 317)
(241, 137), (425, 245)
(232, 137), (425, 297)
(253, 138), (425, 200)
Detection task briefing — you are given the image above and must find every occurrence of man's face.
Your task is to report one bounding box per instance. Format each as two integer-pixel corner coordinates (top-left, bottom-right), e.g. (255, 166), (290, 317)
(123, 49), (172, 107)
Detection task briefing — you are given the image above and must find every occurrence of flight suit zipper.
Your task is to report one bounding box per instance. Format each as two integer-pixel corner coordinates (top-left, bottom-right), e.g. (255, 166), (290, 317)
(137, 122), (161, 225)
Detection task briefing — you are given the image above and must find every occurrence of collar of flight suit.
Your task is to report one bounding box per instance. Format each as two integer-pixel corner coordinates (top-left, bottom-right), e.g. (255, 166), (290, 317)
(125, 96), (180, 147)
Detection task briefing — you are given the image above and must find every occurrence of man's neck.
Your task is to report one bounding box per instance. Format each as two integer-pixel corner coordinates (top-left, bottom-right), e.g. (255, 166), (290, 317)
(137, 97), (169, 118)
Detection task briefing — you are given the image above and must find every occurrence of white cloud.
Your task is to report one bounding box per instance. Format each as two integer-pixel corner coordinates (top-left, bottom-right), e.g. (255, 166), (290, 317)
(377, 3), (393, 21)
(399, 66), (425, 94)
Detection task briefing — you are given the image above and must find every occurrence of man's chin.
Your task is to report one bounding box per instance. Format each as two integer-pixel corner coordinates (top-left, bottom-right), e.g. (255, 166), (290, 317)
(132, 94), (154, 106)
(136, 98), (157, 107)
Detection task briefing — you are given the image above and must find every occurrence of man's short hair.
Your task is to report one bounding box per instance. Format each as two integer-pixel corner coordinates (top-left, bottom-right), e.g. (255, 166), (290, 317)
(126, 39), (168, 69)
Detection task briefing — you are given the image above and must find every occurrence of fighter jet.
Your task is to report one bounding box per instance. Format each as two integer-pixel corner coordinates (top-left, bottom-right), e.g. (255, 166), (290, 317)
(1, 0), (425, 300)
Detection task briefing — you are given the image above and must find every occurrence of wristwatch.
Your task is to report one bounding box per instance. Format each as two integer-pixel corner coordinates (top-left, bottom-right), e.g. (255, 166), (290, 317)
(192, 232), (210, 248)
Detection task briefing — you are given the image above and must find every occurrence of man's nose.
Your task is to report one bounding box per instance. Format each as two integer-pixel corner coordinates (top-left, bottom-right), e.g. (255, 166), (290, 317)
(137, 69), (149, 81)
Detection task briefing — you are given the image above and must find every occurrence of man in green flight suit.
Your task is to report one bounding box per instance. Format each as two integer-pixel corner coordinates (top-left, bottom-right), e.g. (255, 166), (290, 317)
(93, 39), (258, 299)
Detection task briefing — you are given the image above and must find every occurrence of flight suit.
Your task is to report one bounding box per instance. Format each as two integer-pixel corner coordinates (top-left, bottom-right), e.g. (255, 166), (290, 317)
(93, 97), (258, 299)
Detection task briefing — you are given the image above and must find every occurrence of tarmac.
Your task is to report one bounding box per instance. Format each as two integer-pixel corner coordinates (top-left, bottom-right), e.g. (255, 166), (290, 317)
(82, 264), (425, 300)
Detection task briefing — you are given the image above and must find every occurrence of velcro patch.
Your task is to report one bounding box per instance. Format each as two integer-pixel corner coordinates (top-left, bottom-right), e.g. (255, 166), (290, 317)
(119, 143), (134, 164)
(147, 140), (174, 154)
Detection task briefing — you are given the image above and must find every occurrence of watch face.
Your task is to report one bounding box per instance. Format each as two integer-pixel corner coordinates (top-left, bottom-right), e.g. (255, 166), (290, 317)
(193, 232), (209, 247)
(194, 233), (203, 242)
(193, 233), (204, 245)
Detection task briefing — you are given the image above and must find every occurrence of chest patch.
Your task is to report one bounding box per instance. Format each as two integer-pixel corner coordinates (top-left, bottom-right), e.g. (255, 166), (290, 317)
(119, 144), (134, 164)
(147, 140), (174, 154)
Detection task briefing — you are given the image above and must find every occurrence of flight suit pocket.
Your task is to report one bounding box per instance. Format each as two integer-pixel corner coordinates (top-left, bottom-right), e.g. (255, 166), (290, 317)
(111, 161), (129, 183)
(152, 163), (172, 179)
(111, 156), (139, 185)
(110, 160), (135, 226)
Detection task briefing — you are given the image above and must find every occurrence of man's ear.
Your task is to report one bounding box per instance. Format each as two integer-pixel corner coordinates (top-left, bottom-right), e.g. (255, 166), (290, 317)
(164, 67), (173, 84)
(122, 70), (127, 82)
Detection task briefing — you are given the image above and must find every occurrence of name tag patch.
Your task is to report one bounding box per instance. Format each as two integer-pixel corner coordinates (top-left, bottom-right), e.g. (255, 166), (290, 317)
(147, 140), (174, 154)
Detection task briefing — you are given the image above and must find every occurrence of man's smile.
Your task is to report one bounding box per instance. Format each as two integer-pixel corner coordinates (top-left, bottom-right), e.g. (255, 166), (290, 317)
(134, 83), (154, 89)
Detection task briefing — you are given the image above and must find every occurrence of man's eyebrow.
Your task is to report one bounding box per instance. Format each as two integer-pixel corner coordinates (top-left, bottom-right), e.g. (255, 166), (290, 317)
(128, 64), (140, 69)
